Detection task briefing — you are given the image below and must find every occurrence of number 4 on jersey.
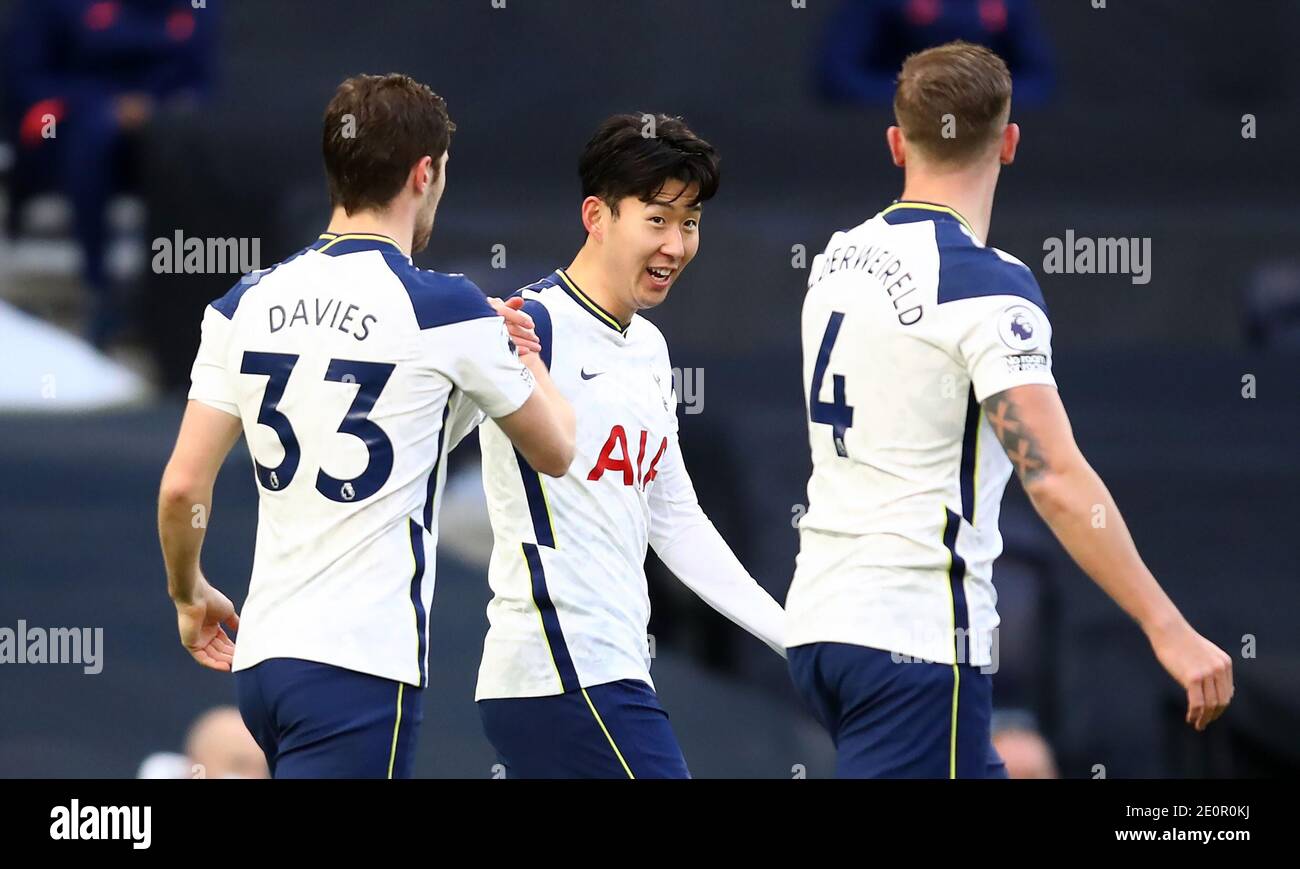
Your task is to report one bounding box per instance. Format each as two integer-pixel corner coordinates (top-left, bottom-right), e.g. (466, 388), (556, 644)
(809, 311), (855, 457)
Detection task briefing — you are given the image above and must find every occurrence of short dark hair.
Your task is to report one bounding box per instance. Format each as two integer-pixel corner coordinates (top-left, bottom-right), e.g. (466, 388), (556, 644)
(579, 113), (720, 214)
(322, 73), (456, 214)
(894, 41), (1011, 166)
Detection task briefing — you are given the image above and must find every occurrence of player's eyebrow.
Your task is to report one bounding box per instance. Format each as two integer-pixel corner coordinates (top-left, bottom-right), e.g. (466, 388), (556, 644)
(647, 199), (703, 212)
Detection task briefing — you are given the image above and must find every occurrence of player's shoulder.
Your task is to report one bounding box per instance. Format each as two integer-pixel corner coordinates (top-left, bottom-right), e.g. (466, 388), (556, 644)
(933, 230), (1048, 315)
(507, 272), (565, 310)
(505, 272), (571, 332)
(378, 252), (496, 330)
(208, 238), (328, 319)
(499, 273), (569, 368)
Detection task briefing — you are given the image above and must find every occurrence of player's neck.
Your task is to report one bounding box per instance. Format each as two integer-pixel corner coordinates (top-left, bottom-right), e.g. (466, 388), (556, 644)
(325, 206), (414, 256)
(898, 167), (999, 244)
(564, 247), (634, 327)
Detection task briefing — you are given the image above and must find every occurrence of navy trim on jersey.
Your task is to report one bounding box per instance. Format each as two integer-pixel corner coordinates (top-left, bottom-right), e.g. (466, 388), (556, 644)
(210, 235), (334, 319)
(880, 205), (1049, 314)
(317, 233), (404, 257)
(522, 542), (581, 693)
(941, 508), (972, 665)
(407, 519), (429, 688)
(554, 269), (629, 335)
(959, 388), (980, 524)
(880, 200), (975, 234)
(516, 275), (560, 295)
(380, 253), (499, 330)
(509, 277), (560, 368)
(507, 284), (558, 544)
(516, 449), (556, 548)
(423, 403), (452, 532)
(519, 298), (553, 370)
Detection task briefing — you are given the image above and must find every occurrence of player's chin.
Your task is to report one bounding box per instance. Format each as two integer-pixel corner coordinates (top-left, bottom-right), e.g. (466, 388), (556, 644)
(637, 270), (676, 304)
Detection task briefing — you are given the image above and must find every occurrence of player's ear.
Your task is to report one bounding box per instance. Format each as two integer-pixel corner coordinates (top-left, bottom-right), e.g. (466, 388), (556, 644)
(886, 126), (906, 168)
(580, 195), (606, 240)
(412, 155), (435, 194)
(1000, 123), (1020, 166)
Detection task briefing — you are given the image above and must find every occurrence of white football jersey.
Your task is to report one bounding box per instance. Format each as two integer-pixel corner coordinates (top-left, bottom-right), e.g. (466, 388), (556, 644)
(474, 269), (785, 700)
(785, 202), (1056, 668)
(188, 232), (535, 687)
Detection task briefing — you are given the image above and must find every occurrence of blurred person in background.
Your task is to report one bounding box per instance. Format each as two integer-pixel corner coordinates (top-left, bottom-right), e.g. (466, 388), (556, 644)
(185, 705), (269, 779)
(137, 705), (268, 778)
(817, 0), (1053, 107)
(991, 709), (1058, 778)
(4, 0), (218, 348)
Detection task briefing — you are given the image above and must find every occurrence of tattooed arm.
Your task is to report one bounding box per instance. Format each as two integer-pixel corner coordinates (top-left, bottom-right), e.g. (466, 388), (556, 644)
(982, 384), (1233, 731)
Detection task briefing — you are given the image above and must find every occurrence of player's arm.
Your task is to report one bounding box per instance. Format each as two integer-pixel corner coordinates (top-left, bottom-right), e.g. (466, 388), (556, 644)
(485, 296), (575, 477)
(492, 353), (575, 477)
(438, 298), (542, 451)
(648, 433), (786, 657)
(435, 289), (574, 477)
(982, 384), (1233, 730)
(158, 400), (243, 672)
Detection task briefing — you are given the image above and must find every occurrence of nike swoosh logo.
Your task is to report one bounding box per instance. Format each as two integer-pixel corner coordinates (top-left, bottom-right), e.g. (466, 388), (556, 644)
(580, 369), (603, 380)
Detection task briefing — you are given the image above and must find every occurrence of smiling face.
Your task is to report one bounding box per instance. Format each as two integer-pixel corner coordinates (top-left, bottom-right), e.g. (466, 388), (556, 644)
(598, 179), (701, 314)
(571, 114), (720, 320)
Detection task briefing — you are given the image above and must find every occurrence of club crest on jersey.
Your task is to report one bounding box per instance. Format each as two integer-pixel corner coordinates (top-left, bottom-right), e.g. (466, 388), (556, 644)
(998, 305), (1042, 352)
(587, 425), (668, 490)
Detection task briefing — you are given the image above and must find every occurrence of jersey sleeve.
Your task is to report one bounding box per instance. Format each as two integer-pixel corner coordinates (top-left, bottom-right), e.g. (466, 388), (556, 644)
(417, 277), (536, 419)
(646, 335), (784, 654)
(647, 431), (786, 656)
(957, 289), (1056, 403)
(187, 304), (240, 417)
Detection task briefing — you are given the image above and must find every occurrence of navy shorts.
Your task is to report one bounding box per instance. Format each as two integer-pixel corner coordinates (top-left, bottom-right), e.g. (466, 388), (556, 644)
(235, 657), (422, 779)
(789, 642), (1008, 779)
(478, 678), (690, 779)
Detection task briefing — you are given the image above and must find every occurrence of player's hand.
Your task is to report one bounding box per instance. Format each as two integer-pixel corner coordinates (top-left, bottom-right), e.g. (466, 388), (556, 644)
(488, 296), (541, 357)
(174, 577), (240, 672)
(1147, 620), (1234, 731)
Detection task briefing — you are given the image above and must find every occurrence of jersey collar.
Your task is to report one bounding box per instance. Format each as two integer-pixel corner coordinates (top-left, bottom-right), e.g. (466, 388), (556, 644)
(554, 268), (630, 336)
(315, 232), (406, 257)
(879, 200), (975, 236)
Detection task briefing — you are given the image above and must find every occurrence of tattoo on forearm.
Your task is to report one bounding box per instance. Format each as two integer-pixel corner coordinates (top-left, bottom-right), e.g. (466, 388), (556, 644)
(982, 392), (1048, 484)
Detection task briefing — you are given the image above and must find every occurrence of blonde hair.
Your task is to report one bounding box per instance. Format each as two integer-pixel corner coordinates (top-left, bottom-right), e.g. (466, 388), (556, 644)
(893, 41), (1012, 166)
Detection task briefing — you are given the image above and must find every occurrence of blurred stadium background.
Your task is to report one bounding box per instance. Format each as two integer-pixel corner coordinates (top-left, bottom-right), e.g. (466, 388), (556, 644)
(1, 0), (1297, 778)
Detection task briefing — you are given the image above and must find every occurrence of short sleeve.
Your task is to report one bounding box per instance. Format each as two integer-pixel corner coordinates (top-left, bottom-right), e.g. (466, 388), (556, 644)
(402, 270), (538, 419)
(959, 297), (1056, 403)
(428, 316), (536, 419)
(187, 305), (240, 417)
